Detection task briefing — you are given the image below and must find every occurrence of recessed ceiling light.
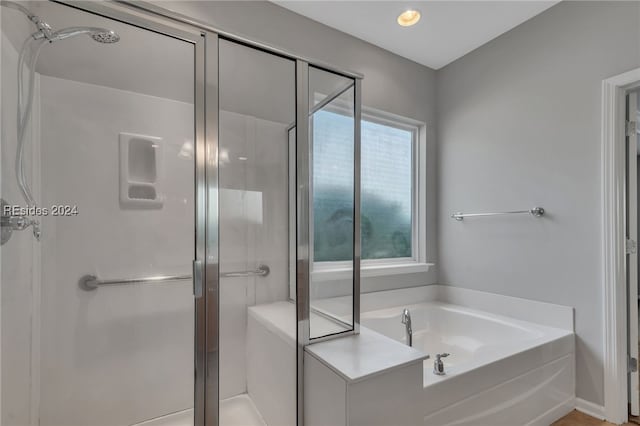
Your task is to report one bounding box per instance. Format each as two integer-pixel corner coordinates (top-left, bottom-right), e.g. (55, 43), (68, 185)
(397, 9), (421, 27)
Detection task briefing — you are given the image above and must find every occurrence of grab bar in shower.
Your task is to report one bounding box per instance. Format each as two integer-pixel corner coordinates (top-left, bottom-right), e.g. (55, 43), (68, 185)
(451, 207), (545, 221)
(79, 264), (270, 291)
(221, 264), (270, 278)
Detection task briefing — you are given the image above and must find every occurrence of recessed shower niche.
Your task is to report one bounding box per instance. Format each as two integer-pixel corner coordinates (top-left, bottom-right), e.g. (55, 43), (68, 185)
(119, 132), (164, 208)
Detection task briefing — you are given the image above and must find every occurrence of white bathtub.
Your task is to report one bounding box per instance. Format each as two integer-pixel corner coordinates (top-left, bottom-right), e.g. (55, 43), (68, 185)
(361, 300), (575, 425)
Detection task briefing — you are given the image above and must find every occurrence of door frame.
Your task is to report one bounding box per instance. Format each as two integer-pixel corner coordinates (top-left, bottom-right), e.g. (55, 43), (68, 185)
(626, 90), (639, 418)
(602, 66), (640, 425)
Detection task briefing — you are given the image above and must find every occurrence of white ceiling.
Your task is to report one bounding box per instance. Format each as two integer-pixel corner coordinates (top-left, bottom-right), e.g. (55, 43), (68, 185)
(273, 1), (559, 69)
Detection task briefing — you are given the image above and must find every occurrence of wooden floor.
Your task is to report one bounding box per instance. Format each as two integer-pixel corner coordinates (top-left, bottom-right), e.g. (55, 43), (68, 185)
(552, 410), (633, 426)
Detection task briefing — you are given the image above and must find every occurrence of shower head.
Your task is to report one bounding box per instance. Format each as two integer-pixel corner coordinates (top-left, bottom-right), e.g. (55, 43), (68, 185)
(0, 2), (121, 44)
(49, 27), (120, 43)
(91, 30), (120, 44)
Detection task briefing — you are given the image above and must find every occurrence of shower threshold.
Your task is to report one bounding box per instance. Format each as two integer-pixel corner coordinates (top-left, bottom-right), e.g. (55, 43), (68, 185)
(131, 394), (266, 426)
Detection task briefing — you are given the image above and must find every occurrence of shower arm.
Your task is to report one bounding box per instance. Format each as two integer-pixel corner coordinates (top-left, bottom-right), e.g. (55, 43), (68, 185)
(0, 1), (53, 40)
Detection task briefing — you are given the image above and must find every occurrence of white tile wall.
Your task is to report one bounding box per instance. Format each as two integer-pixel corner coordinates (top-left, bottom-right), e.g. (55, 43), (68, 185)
(219, 110), (291, 399)
(3, 70), (292, 426)
(38, 75), (195, 426)
(1, 25), (39, 426)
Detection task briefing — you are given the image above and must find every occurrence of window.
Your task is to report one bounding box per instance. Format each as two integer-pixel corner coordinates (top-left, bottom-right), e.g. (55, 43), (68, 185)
(312, 110), (355, 262)
(311, 108), (426, 275)
(360, 119), (413, 260)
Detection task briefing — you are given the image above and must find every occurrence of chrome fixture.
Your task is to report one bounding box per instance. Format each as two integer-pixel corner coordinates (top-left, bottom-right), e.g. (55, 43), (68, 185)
(222, 264), (270, 278)
(0, 1), (121, 44)
(0, 1), (53, 40)
(46, 27), (120, 44)
(79, 273), (192, 291)
(0, 198), (40, 245)
(401, 308), (412, 347)
(451, 206), (545, 221)
(78, 265), (270, 291)
(0, 1), (119, 243)
(433, 353), (450, 375)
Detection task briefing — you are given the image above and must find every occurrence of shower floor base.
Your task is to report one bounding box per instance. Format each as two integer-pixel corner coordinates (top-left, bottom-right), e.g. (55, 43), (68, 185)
(131, 394), (266, 426)
(221, 394), (267, 426)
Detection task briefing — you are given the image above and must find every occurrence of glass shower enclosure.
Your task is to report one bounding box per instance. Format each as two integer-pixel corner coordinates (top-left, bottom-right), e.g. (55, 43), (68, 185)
(0, 2), (361, 425)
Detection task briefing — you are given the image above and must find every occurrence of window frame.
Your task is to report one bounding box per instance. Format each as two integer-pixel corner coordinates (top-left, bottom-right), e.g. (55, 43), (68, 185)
(311, 106), (431, 281)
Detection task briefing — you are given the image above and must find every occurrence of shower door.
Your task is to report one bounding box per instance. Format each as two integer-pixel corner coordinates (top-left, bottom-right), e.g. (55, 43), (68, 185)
(216, 38), (297, 426)
(214, 41), (361, 425)
(2, 2), (362, 425)
(1, 2), (206, 425)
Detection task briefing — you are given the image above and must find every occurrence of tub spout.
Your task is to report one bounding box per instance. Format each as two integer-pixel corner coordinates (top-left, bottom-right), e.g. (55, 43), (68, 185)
(401, 308), (412, 347)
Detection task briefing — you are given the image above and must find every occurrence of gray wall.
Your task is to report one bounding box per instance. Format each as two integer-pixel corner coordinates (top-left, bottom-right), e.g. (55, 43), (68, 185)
(436, 1), (640, 406)
(159, 0), (439, 291)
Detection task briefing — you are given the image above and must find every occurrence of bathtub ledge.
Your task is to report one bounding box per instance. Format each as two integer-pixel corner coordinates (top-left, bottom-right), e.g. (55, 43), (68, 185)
(305, 326), (428, 383)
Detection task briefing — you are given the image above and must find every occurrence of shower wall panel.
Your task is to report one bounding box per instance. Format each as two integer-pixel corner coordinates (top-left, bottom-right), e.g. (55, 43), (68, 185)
(37, 75), (194, 426)
(1, 24), (40, 426)
(218, 109), (290, 399)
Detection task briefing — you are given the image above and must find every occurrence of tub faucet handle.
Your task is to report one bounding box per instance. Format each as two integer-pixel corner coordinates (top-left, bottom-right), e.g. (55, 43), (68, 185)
(433, 353), (449, 376)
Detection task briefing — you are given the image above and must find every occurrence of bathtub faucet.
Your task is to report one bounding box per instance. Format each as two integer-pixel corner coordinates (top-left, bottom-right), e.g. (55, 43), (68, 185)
(401, 308), (412, 347)
(433, 353), (450, 375)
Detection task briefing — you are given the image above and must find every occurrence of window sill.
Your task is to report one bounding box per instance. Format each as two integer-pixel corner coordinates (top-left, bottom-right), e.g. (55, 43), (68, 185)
(311, 262), (434, 282)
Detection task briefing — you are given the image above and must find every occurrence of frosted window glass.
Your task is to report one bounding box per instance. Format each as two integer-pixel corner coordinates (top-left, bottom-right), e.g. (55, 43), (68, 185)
(312, 110), (355, 262)
(360, 120), (413, 259)
(313, 112), (413, 261)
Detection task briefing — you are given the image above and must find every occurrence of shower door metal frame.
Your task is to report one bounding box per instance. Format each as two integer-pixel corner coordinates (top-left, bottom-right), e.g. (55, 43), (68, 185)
(296, 62), (362, 424)
(203, 31), (219, 426)
(295, 59), (311, 426)
(48, 2), (362, 425)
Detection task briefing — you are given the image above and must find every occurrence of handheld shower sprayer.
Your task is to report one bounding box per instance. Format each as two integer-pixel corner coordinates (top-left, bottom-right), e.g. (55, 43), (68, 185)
(0, 1), (120, 245)
(48, 27), (121, 43)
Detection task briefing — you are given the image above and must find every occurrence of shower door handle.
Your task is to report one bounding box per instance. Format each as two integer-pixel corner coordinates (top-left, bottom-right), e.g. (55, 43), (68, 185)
(193, 259), (204, 298)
